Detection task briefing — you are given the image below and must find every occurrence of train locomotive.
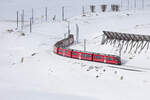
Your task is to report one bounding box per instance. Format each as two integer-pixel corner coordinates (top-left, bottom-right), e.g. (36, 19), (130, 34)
(54, 34), (121, 65)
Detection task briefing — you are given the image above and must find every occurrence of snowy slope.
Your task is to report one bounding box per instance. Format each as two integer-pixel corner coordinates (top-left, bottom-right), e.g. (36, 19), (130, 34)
(1, 0), (150, 100)
(1, 0), (150, 20)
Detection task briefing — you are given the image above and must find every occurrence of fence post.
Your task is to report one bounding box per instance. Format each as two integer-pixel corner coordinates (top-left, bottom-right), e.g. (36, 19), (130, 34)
(32, 8), (34, 24)
(119, 45), (122, 58)
(21, 14), (23, 30)
(82, 6), (85, 16)
(101, 5), (107, 12)
(45, 7), (48, 21)
(16, 11), (19, 29)
(134, 0), (136, 9)
(30, 18), (32, 33)
(101, 34), (106, 44)
(76, 24), (79, 43)
(142, 0), (144, 9)
(62, 6), (65, 21)
(127, 0), (129, 10)
(22, 9), (24, 30)
(84, 39), (86, 51)
(90, 5), (95, 13)
(67, 21), (70, 35)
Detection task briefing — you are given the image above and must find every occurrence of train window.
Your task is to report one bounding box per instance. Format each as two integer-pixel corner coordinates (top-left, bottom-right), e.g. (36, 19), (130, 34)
(94, 55), (102, 59)
(82, 54), (91, 58)
(81, 54), (85, 57)
(86, 54), (91, 58)
(65, 50), (68, 54)
(72, 52), (77, 55)
(59, 49), (63, 52)
(107, 57), (113, 61)
(114, 58), (120, 61)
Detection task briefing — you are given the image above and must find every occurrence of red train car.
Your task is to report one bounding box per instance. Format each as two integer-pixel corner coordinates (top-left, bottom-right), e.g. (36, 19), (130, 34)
(57, 47), (72, 57)
(63, 48), (72, 57)
(57, 47), (64, 55)
(54, 34), (121, 65)
(71, 50), (81, 59)
(93, 53), (105, 63)
(80, 52), (93, 61)
(106, 56), (121, 65)
(72, 50), (93, 61)
(93, 53), (121, 65)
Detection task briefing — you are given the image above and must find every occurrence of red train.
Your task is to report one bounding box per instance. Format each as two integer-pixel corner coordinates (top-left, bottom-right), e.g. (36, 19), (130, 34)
(54, 34), (121, 65)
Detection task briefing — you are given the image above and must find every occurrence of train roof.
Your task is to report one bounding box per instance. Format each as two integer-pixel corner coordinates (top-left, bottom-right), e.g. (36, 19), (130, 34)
(72, 49), (120, 58)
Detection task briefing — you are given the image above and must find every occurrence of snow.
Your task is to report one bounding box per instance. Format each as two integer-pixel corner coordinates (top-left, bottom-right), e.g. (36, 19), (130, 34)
(1, 0), (150, 100)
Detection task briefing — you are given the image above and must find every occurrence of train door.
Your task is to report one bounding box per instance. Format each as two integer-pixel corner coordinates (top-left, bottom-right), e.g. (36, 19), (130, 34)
(79, 53), (81, 60)
(107, 56), (114, 64)
(104, 56), (107, 63)
(63, 49), (65, 56)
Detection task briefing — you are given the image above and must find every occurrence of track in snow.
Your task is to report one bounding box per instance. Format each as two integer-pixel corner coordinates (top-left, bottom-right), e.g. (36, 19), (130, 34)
(107, 64), (150, 72)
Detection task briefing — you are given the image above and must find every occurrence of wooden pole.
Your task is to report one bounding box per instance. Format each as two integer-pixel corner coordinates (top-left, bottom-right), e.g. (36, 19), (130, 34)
(134, 41), (140, 53)
(67, 21), (70, 35)
(119, 44), (122, 58)
(17, 11), (19, 29)
(124, 41), (130, 53)
(127, 0), (129, 10)
(21, 14), (23, 30)
(76, 24), (79, 43)
(142, 0), (144, 9)
(121, 0), (123, 9)
(146, 42), (149, 52)
(32, 8), (34, 24)
(22, 9), (24, 29)
(62, 6), (65, 21)
(101, 34), (105, 45)
(134, 0), (136, 9)
(82, 6), (85, 16)
(45, 7), (48, 21)
(30, 18), (32, 33)
(84, 39), (86, 51)
(129, 41), (134, 53)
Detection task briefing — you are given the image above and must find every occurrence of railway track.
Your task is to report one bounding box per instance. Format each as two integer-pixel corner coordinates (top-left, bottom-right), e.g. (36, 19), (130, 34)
(107, 64), (150, 72)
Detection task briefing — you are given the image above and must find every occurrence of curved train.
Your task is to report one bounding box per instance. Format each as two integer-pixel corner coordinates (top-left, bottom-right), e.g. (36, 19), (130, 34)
(53, 34), (121, 65)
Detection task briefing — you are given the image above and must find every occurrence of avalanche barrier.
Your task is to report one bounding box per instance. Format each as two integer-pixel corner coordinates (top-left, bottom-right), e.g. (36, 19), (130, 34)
(101, 31), (150, 53)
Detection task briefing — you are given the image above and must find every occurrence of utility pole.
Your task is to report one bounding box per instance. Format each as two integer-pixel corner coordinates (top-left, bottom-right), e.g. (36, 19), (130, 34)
(32, 8), (34, 24)
(30, 18), (32, 33)
(84, 39), (86, 51)
(82, 6), (85, 16)
(121, 0), (123, 9)
(62, 6), (65, 21)
(16, 11), (19, 29)
(45, 7), (48, 21)
(76, 24), (79, 43)
(22, 9), (24, 30)
(21, 13), (23, 30)
(67, 21), (70, 35)
(127, 0), (129, 10)
(142, 0), (144, 9)
(134, 0), (136, 9)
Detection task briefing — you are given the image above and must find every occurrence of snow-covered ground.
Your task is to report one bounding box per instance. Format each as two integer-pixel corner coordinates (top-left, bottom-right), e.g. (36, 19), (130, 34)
(1, 0), (150, 100)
